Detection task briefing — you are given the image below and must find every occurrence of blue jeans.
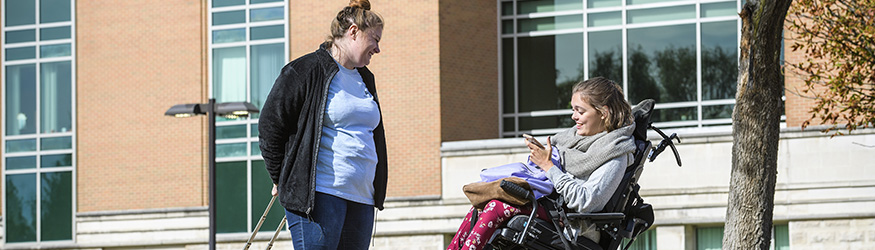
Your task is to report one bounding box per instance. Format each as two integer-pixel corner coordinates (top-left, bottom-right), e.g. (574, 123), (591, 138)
(285, 192), (375, 250)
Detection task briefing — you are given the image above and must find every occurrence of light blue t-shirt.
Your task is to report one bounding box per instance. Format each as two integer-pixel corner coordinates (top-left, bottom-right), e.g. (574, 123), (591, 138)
(314, 61), (380, 205)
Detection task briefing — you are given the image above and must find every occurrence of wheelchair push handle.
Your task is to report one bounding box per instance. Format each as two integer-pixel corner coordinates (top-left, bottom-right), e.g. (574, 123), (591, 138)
(648, 125), (682, 167)
(500, 180), (533, 201)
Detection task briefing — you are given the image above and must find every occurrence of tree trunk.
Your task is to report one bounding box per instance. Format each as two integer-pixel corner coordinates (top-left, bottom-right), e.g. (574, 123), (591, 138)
(725, 0), (792, 249)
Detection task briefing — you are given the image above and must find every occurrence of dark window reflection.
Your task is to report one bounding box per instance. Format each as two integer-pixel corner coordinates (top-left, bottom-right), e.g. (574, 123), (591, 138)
(41, 136), (73, 150)
(702, 21), (738, 100)
(652, 107), (697, 123)
(6, 156), (36, 170)
(217, 124), (247, 139)
(503, 118), (514, 133)
(704, 104), (734, 120)
(5, 0), (36, 27)
(517, 33), (584, 114)
(40, 0), (72, 23)
(6, 173), (37, 242)
(627, 24), (696, 104)
(519, 114), (575, 132)
(217, 161), (247, 233)
(250, 161), (285, 232)
(502, 2), (513, 16)
(41, 171), (72, 241)
(588, 30), (623, 84)
(502, 38), (515, 114)
(6, 139), (37, 153)
(40, 154), (72, 168)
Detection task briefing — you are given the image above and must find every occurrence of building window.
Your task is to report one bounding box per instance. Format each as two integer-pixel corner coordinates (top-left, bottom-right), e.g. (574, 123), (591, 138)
(695, 224), (790, 250)
(623, 228), (656, 250)
(209, 0), (287, 234)
(696, 226), (724, 250)
(772, 224), (790, 250)
(2, 0), (75, 244)
(499, 0), (740, 137)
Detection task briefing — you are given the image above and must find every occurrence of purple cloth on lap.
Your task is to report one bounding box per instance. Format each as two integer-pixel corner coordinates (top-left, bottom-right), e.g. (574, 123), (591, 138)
(478, 146), (562, 199)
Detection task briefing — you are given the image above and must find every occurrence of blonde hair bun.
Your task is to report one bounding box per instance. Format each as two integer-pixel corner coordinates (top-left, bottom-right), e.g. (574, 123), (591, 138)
(349, 0), (371, 11)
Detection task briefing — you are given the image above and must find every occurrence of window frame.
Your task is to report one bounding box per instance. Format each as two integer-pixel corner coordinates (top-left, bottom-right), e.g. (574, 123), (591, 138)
(694, 224), (790, 250)
(208, 0), (288, 235)
(1, 0), (77, 245)
(498, 0), (749, 137)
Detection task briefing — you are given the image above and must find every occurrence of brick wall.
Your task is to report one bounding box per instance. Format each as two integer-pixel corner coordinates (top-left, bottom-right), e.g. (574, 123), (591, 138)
(783, 17), (820, 128)
(439, 0), (499, 142)
(288, 0), (339, 58)
(370, 0), (442, 197)
(76, 0), (206, 212)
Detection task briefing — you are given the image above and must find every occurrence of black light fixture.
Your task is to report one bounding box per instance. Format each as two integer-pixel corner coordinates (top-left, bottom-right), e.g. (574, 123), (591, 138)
(215, 102), (259, 119)
(165, 98), (259, 250)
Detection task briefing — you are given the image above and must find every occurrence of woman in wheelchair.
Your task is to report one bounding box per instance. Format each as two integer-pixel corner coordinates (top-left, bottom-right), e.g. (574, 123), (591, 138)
(448, 77), (637, 250)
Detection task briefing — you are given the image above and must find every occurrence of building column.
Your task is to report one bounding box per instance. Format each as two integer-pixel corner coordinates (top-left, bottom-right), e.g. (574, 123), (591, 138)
(656, 225), (696, 250)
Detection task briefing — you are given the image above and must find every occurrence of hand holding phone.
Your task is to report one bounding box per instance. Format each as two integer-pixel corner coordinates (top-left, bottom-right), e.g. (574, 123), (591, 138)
(523, 134), (545, 149)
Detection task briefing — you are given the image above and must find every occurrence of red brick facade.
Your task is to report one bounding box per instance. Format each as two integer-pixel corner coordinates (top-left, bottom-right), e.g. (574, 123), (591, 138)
(783, 18), (822, 128)
(439, 0), (499, 142)
(71, 0), (499, 209)
(76, 0), (207, 212)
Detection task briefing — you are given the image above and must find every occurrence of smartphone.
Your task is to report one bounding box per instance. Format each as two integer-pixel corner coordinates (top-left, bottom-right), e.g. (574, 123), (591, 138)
(522, 134), (545, 149)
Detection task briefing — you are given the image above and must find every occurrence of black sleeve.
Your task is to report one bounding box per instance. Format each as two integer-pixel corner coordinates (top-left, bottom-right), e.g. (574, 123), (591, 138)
(258, 63), (304, 185)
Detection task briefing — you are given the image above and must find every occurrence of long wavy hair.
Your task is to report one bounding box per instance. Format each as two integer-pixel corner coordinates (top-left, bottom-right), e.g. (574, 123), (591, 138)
(572, 77), (633, 132)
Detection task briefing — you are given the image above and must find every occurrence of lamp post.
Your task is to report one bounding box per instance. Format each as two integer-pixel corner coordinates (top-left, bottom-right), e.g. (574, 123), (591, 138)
(165, 98), (259, 250)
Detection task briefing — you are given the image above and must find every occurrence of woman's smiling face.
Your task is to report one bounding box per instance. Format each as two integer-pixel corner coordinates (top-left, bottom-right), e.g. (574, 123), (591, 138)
(349, 26), (382, 68)
(570, 92), (607, 136)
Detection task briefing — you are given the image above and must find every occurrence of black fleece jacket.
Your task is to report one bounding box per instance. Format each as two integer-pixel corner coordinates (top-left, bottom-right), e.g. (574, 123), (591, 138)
(258, 43), (388, 214)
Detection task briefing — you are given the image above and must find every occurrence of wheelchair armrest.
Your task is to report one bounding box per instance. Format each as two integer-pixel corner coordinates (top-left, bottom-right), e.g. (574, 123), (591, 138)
(500, 180), (533, 201)
(566, 212), (625, 222)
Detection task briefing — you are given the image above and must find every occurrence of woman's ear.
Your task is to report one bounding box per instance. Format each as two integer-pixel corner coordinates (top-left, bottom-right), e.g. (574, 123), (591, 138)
(347, 24), (360, 40)
(600, 106), (610, 120)
(601, 106), (612, 129)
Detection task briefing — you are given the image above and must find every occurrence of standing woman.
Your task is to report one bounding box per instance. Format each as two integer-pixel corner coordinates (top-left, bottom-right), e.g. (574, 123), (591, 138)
(258, 0), (385, 249)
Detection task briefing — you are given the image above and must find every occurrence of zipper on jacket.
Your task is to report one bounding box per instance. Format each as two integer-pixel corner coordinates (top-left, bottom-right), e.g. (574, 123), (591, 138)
(305, 206), (314, 222)
(307, 54), (339, 219)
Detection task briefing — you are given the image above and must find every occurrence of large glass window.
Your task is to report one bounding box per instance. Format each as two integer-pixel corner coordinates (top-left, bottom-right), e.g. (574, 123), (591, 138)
(623, 228), (656, 250)
(500, 0), (740, 136)
(3, 0), (75, 244)
(695, 225), (790, 250)
(696, 226), (724, 250)
(210, 0), (287, 234)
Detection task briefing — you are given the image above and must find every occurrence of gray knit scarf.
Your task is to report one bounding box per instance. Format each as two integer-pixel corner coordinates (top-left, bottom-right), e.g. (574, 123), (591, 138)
(551, 123), (637, 178)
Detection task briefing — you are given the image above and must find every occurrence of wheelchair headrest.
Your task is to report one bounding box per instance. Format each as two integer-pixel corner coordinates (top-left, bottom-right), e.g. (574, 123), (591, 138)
(631, 99), (655, 141)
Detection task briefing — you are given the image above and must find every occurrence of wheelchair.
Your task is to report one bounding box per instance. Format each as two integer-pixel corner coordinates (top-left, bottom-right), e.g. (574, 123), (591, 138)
(485, 99), (682, 250)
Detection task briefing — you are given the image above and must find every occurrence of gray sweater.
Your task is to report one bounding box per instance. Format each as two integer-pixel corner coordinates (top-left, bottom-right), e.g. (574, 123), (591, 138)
(545, 151), (633, 243)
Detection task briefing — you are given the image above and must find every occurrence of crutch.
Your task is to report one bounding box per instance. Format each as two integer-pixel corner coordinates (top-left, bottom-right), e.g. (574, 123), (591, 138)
(265, 216), (287, 250)
(243, 195), (277, 250)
